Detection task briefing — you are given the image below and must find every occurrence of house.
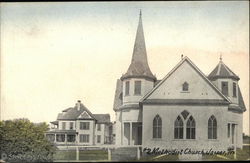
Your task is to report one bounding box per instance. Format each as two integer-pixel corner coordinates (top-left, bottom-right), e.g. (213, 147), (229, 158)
(113, 11), (246, 153)
(46, 100), (112, 146)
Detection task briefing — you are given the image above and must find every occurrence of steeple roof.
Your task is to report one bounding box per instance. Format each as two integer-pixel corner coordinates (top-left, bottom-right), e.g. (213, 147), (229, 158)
(121, 11), (156, 81)
(208, 58), (240, 81)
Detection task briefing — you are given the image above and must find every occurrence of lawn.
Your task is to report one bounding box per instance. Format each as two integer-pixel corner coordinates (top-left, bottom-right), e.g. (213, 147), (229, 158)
(53, 149), (108, 161)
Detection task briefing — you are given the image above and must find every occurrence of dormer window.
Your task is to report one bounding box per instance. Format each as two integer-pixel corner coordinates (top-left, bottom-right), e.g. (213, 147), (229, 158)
(134, 81), (141, 95)
(221, 82), (228, 96)
(182, 82), (189, 91)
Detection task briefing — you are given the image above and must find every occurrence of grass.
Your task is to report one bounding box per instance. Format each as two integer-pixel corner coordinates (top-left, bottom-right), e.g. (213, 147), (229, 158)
(53, 149), (108, 161)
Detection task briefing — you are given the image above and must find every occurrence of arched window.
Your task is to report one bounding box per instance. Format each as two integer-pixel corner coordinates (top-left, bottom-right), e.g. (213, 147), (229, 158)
(182, 82), (189, 91)
(186, 116), (195, 139)
(153, 115), (162, 138)
(174, 116), (183, 139)
(208, 115), (217, 139)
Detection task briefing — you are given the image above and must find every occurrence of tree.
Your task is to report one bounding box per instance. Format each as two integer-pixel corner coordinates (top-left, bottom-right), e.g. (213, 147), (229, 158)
(0, 118), (56, 162)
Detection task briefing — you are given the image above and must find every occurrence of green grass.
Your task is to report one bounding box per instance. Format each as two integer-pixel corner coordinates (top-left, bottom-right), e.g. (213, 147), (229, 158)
(53, 149), (108, 161)
(203, 145), (250, 161)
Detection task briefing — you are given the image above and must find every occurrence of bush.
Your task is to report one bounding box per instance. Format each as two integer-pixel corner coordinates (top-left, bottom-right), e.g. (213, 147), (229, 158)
(0, 118), (56, 162)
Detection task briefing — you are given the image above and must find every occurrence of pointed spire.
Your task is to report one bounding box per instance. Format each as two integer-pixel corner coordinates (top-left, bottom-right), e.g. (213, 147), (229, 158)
(121, 11), (156, 81)
(208, 57), (239, 81)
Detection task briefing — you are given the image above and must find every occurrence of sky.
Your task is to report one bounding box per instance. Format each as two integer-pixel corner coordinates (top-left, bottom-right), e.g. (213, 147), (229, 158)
(0, 1), (249, 134)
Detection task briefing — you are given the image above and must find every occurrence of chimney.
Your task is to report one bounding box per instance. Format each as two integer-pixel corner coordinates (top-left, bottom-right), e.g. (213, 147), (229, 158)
(76, 100), (81, 111)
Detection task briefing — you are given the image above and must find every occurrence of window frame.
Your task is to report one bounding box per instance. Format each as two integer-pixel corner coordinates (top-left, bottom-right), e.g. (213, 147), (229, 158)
(134, 80), (142, 95)
(182, 82), (189, 91)
(153, 115), (162, 139)
(125, 81), (130, 96)
(97, 135), (101, 143)
(80, 122), (90, 130)
(221, 81), (229, 96)
(186, 116), (196, 139)
(80, 134), (89, 143)
(208, 115), (217, 139)
(62, 122), (66, 130)
(69, 122), (74, 130)
(97, 124), (101, 131)
(233, 82), (237, 97)
(174, 116), (184, 139)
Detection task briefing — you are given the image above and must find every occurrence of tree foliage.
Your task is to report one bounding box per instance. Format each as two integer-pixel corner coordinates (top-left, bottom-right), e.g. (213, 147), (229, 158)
(0, 118), (56, 162)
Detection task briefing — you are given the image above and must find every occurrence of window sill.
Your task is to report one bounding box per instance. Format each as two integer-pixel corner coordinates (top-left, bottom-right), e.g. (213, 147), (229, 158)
(180, 91), (190, 93)
(151, 138), (162, 141)
(172, 139), (196, 141)
(207, 139), (219, 141)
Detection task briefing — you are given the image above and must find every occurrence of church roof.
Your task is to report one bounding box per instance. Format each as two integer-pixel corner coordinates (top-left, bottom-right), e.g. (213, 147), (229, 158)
(113, 79), (123, 111)
(57, 101), (110, 123)
(141, 56), (231, 103)
(121, 11), (156, 81)
(238, 86), (246, 111)
(208, 59), (240, 80)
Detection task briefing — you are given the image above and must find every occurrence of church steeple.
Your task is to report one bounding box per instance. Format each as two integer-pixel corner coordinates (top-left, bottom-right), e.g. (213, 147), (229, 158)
(121, 11), (156, 81)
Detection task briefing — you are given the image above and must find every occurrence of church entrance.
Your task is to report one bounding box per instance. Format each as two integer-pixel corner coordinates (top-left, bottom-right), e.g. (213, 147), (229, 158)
(123, 122), (142, 145)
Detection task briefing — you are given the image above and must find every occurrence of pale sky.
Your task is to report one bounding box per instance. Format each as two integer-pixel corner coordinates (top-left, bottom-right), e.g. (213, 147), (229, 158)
(0, 2), (249, 134)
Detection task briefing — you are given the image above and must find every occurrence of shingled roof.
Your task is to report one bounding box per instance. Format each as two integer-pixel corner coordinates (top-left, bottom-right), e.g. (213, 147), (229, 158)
(208, 59), (240, 80)
(121, 11), (156, 81)
(56, 101), (110, 123)
(113, 79), (123, 111)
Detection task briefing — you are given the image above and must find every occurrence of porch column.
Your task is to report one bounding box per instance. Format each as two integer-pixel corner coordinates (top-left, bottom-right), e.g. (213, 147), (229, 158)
(130, 122), (132, 146)
(76, 147), (79, 161)
(65, 134), (67, 143)
(54, 134), (56, 143)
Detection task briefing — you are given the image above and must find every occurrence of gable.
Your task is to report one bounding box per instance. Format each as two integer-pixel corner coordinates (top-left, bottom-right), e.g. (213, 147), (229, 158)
(143, 57), (230, 102)
(77, 111), (92, 119)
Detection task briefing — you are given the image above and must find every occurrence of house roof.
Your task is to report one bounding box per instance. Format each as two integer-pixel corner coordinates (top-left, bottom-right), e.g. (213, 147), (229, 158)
(113, 79), (123, 111)
(208, 59), (240, 80)
(93, 114), (110, 123)
(56, 101), (111, 123)
(57, 102), (96, 120)
(121, 11), (156, 81)
(141, 56), (231, 103)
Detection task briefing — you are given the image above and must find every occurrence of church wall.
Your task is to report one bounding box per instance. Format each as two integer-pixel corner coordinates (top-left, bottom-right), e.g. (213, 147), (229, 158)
(226, 111), (243, 148)
(216, 78), (239, 104)
(142, 105), (229, 151)
(148, 61), (224, 100)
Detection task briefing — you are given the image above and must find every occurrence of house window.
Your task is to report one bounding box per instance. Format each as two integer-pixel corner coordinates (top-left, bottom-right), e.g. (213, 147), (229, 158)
(182, 82), (189, 91)
(46, 134), (55, 142)
(221, 82), (228, 96)
(70, 122), (74, 130)
(186, 116), (195, 139)
(208, 115), (217, 139)
(153, 115), (162, 138)
(80, 134), (89, 143)
(97, 135), (101, 143)
(134, 81), (142, 95)
(80, 122), (90, 130)
(125, 81), (130, 95)
(174, 116), (184, 139)
(233, 83), (237, 97)
(62, 122), (66, 130)
(56, 134), (65, 142)
(97, 124), (101, 131)
(228, 123), (230, 138)
(67, 135), (76, 142)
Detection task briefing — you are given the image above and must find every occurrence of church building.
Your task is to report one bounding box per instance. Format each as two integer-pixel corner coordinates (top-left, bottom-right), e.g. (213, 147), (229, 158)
(113, 11), (246, 152)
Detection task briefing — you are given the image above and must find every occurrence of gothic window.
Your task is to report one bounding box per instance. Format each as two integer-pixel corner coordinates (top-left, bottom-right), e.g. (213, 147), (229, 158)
(134, 81), (142, 95)
(181, 110), (189, 120)
(153, 115), (162, 138)
(233, 82), (237, 97)
(186, 116), (195, 139)
(221, 81), (228, 96)
(174, 116), (184, 139)
(125, 81), (130, 95)
(182, 82), (189, 91)
(208, 115), (217, 139)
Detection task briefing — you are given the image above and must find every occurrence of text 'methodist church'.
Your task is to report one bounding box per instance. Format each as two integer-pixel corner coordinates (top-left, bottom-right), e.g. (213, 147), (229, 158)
(113, 11), (246, 151)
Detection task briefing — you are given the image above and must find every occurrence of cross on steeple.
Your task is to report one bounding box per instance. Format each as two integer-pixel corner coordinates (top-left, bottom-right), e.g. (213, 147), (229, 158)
(220, 54), (222, 61)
